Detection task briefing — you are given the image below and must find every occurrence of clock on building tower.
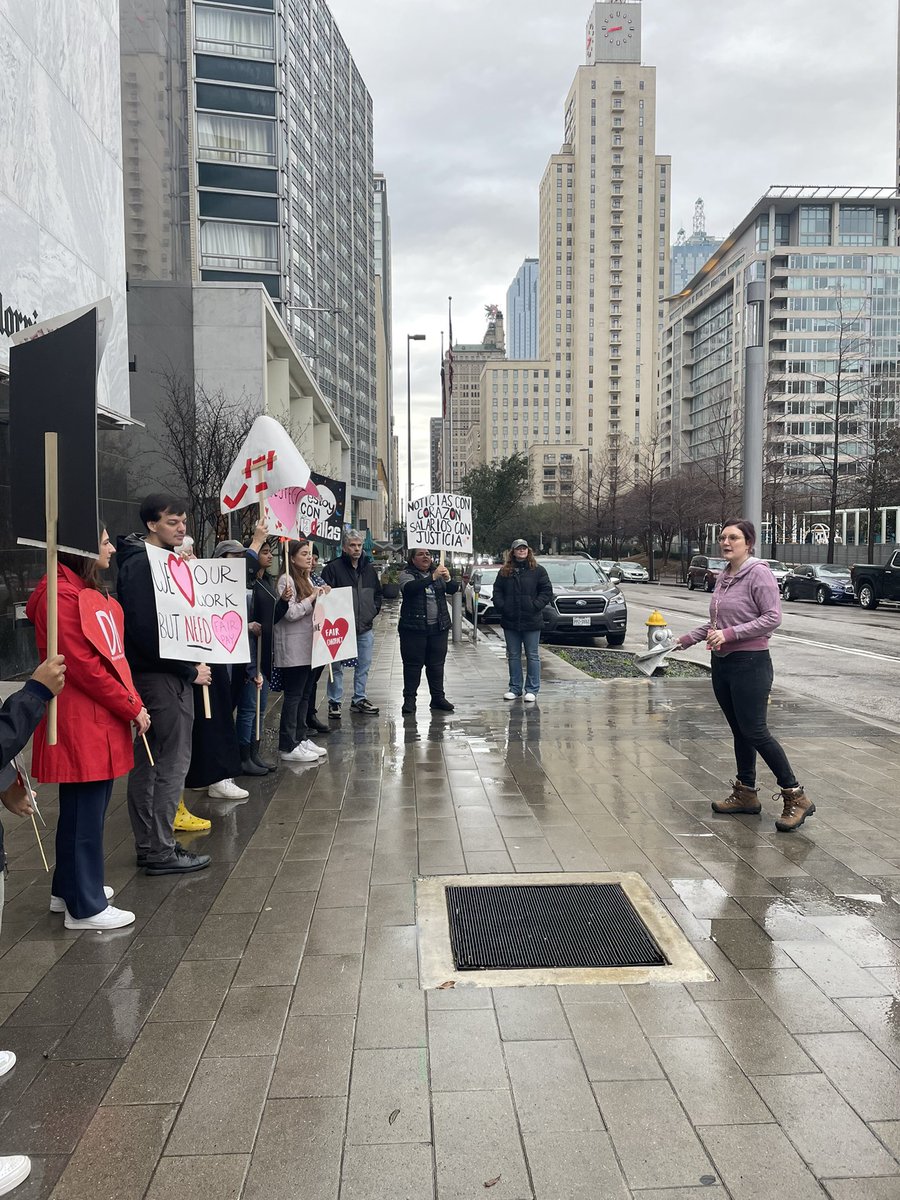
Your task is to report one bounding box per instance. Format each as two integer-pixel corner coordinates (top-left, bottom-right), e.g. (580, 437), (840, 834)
(585, 0), (641, 64)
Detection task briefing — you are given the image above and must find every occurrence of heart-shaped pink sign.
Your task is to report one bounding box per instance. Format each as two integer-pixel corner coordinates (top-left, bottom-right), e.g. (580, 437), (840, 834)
(212, 610), (243, 653)
(268, 481), (322, 533)
(321, 618), (349, 659)
(167, 554), (195, 607)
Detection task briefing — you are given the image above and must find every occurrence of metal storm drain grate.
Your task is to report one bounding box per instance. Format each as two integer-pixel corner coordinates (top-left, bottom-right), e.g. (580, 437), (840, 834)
(446, 882), (666, 971)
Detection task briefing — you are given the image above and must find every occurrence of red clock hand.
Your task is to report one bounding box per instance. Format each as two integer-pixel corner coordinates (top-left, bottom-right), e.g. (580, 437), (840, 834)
(609, 25), (623, 31)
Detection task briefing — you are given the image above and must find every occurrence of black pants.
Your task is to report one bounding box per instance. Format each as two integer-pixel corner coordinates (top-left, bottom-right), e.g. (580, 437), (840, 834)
(54, 780), (114, 919)
(278, 665), (317, 751)
(711, 651), (798, 789)
(400, 627), (449, 701)
(306, 665), (325, 724)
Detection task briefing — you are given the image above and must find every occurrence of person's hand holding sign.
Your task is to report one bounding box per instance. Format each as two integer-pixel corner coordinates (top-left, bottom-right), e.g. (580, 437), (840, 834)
(194, 663), (212, 686)
(32, 655), (66, 695)
(1, 778), (34, 818)
(433, 564), (451, 583)
(134, 707), (151, 736)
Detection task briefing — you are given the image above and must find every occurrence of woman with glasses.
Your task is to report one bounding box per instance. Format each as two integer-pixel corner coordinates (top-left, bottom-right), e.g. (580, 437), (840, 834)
(674, 518), (814, 832)
(398, 548), (459, 714)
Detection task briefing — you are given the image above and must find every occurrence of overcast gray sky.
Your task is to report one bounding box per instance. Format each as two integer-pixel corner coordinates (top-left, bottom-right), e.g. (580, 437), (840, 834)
(327, 0), (897, 499)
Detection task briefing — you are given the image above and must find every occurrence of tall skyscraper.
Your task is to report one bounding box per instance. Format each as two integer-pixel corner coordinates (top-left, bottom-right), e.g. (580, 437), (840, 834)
(373, 173), (394, 536)
(443, 308), (505, 487)
(430, 417), (444, 492)
(122, 0), (377, 507)
(670, 198), (722, 294)
(537, 0), (670, 461)
(507, 258), (539, 358)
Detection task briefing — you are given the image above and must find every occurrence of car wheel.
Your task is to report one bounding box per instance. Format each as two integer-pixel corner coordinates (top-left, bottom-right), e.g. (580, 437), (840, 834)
(815, 585), (829, 606)
(782, 584), (793, 601)
(858, 583), (879, 610)
(705, 578), (714, 592)
(687, 577), (695, 591)
(606, 633), (626, 647)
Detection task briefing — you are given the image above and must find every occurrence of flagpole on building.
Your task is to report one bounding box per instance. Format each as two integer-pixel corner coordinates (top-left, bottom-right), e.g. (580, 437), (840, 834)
(447, 296), (454, 492)
(440, 330), (445, 490)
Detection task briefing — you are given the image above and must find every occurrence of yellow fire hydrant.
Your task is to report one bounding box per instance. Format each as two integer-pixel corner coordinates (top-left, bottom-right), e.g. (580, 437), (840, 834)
(646, 610), (670, 649)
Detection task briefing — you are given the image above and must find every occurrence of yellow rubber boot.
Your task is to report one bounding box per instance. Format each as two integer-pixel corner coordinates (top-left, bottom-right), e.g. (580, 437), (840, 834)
(174, 796), (211, 832)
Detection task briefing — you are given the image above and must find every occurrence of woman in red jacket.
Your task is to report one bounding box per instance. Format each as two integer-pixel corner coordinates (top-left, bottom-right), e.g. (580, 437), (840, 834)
(26, 527), (151, 930)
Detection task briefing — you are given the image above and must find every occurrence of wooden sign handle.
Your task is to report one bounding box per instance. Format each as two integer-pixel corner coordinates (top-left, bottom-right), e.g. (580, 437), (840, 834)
(255, 637), (262, 739)
(202, 683), (211, 719)
(44, 432), (59, 746)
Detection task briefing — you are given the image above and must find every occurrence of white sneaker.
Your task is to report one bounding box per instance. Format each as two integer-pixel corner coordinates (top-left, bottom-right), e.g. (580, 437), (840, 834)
(524, 693), (537, 703)
(207, 778), (250, 800)
(0, 1051), (15, 1078)
(64, 905), (136, 931)
(503, 691), (519, 700)
(0, 1156), (31, 1196)
(280, 745), (320, 763)
(50, 885), (113, 914)
(301, 739), (328, 757)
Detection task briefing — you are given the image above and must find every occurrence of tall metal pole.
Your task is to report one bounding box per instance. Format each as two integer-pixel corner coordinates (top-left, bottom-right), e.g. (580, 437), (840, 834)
(743, 280), (766, 537)
(407, 335), (412, 507)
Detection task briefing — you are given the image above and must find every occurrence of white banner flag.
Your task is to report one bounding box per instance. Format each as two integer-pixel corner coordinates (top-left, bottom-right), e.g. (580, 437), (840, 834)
(310, 586), (358, 669)
(220, 414), (316, 535)
(146, 543), (251, 664)
(406, 493), (473, 553)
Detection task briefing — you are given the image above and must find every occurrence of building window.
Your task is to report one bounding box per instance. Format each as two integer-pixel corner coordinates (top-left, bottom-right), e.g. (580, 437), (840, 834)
(798, 205), (832, 246)
(197, 112), (276, 165)
(774, 212), (791, 246)
(200, 219), (278, 270)
(755, 215), (769, 252)
(194, 4), (275, 58)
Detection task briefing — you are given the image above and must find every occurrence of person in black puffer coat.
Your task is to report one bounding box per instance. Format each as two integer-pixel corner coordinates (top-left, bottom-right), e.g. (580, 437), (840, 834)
(492, 539), (553, 702)
(397, 548), (460, 715)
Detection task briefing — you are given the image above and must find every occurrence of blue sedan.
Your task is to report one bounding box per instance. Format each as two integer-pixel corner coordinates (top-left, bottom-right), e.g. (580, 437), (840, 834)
(782, 564), (855, 605)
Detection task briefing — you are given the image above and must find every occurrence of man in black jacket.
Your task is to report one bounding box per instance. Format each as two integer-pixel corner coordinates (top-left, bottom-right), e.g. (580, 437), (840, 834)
(117, 494), (211, 875)
(321, 529), (383, 716)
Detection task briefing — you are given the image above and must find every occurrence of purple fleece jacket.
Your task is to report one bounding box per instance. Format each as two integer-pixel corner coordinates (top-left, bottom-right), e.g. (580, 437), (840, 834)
(678, 557), (782, 656)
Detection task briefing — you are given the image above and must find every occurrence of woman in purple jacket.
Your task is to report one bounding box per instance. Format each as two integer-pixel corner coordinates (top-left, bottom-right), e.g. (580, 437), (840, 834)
(675, 518), (814, 832)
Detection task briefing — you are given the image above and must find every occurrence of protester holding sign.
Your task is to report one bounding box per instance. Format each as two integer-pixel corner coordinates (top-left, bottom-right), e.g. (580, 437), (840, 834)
(237, 535), (286, 772)
(117, 495), (212, 876)
(275, 540), (330, 762)
(321, 530), (383, 718)
(398, 549), (459, 714)
(26, 527), (150, 929)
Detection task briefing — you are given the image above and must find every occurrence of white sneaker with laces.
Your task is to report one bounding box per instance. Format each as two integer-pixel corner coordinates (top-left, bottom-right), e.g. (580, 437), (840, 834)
(64, 905), (136, 931)
(503, 692), (519, 700)
(0, 1051), (16, 1078)
(208, 778), (249, 800)
(524, 692), (537, 703)
(301, 739), (327, 757)
(0, 1155), (31, 1196)
(280, 745), (320, 763)
(50, 885), (113, 914)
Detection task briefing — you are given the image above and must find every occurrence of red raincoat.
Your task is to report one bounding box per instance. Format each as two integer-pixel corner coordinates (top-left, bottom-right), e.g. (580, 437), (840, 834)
(26, 566), (143, 783)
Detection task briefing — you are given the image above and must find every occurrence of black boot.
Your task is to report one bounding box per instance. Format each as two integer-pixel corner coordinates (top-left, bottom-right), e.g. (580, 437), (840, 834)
(430, 697), (454, 712)
(251, 739), (276, 772)
(306, 713), (329, 734)
(401, 694), (416, 715)
(240, 744), (268, 776)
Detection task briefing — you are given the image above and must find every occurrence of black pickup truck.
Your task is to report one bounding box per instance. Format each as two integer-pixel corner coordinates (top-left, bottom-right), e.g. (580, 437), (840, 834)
(851, 550), (900, 609)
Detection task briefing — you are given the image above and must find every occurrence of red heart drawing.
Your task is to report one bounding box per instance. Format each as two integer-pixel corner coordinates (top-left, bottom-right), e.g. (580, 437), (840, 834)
(167, 554), (195, 607)
(212, 611), (243, 653)
(321, 618), (349, 659)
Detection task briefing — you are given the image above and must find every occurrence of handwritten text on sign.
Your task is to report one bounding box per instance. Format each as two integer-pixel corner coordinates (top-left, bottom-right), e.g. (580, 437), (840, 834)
(311, 586), (358, 669)
(145, 544), (251, 664)
(406, 493), (473, 553)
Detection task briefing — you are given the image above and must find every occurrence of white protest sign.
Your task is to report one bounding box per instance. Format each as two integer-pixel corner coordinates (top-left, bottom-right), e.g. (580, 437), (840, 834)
(406, 493), (473, 553)
(310, 586), (358, 669)
(146, 543), (251, 664)
(220, 415), (314, 532)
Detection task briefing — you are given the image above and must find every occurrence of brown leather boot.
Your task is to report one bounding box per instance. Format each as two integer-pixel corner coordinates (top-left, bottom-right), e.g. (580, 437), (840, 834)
(775, 785), (815, 832)
(711, 780), (761, 815)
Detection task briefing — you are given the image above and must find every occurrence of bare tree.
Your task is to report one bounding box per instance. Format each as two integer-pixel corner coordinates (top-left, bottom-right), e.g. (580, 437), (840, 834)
(850, 393), (900, 560)
(689, 388), (742, 525)
(145, 370), (256, 551)
(623, 432), (667, 581)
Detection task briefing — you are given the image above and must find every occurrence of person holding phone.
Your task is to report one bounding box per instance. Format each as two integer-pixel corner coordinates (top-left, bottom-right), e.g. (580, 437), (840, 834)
(398, 548), (459, 714)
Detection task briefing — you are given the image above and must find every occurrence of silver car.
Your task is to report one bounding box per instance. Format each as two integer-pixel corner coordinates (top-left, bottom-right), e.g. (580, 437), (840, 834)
(464, 567), (499, 621)
(610, 561), (650, 583)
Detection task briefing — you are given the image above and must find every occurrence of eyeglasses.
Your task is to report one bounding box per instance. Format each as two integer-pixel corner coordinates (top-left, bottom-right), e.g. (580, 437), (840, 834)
(719, 535), (745, 543)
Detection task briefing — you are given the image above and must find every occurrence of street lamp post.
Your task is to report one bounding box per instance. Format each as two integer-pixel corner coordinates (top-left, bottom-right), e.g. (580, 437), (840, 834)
(407, 333), (426, 506)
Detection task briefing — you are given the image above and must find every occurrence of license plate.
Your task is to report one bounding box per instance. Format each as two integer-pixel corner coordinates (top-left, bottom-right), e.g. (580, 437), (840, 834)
(572, 615), (592, 626)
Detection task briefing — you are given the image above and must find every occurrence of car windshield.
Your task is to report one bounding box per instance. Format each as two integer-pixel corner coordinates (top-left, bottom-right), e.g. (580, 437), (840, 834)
(764, 561), (787, 570)
(541, 561), (605, 586)
(817, 565), (848, 578)
(479, 570), (498, 585)
(708, 558), (727, 570)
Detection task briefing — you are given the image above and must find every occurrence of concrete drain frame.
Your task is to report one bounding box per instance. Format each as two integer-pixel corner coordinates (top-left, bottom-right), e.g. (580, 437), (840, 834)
(416, 871), (714, 990)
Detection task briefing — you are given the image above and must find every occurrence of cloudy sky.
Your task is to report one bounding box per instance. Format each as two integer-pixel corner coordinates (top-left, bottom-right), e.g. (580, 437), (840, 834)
(326, 0), (898, 498)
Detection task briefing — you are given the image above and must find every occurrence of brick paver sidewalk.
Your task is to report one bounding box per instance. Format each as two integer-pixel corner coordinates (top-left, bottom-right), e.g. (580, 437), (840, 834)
(1, 607), (899, 1199)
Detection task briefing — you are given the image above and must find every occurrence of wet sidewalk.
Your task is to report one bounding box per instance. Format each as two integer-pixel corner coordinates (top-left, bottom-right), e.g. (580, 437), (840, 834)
(1, 609), (900, 1199)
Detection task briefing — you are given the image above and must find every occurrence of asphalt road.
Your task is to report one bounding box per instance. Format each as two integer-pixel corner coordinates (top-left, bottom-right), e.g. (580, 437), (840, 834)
(617, 579), (900, 730)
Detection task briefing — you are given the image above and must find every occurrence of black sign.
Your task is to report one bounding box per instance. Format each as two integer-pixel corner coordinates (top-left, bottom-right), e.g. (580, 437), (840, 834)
(309, 471), (346, 545)
(9, 309), (100, 557)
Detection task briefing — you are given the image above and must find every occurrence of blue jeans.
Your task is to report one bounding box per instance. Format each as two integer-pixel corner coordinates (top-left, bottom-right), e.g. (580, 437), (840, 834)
(327, 628), (374, 704)
(504, 628), (541, 695)
(236, 675), (269, 745)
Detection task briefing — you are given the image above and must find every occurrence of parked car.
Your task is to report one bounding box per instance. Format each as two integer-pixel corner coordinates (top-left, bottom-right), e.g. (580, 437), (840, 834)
(687, 555), (727, 592)
(598, 559), (617, 576)
(464, 567), (499, 621)
(760, 559), (790, 591)
(609, 561), (650, 583)
(851, 550), (900, 610)
(782, 563), (855, 605)
(538, 557), (627, 646)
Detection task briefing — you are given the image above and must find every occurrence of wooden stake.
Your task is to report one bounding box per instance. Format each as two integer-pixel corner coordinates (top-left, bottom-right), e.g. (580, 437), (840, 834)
(202, 679), (211, 719)
(439, 549), (446, 568)
(141, 733), (155, 767)
(44, 432), (59, 746)
(255, 637), (262, 739)
(31, 812), (49, 872)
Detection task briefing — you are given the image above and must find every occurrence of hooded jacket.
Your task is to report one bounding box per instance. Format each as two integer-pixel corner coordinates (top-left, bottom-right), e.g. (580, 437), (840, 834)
(321, 552), (383, 634)
(115, 534), (199, 682)
(0, 680), (53, 870)
(492, 560), (554, 632)
(678, 557), (782, 656)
